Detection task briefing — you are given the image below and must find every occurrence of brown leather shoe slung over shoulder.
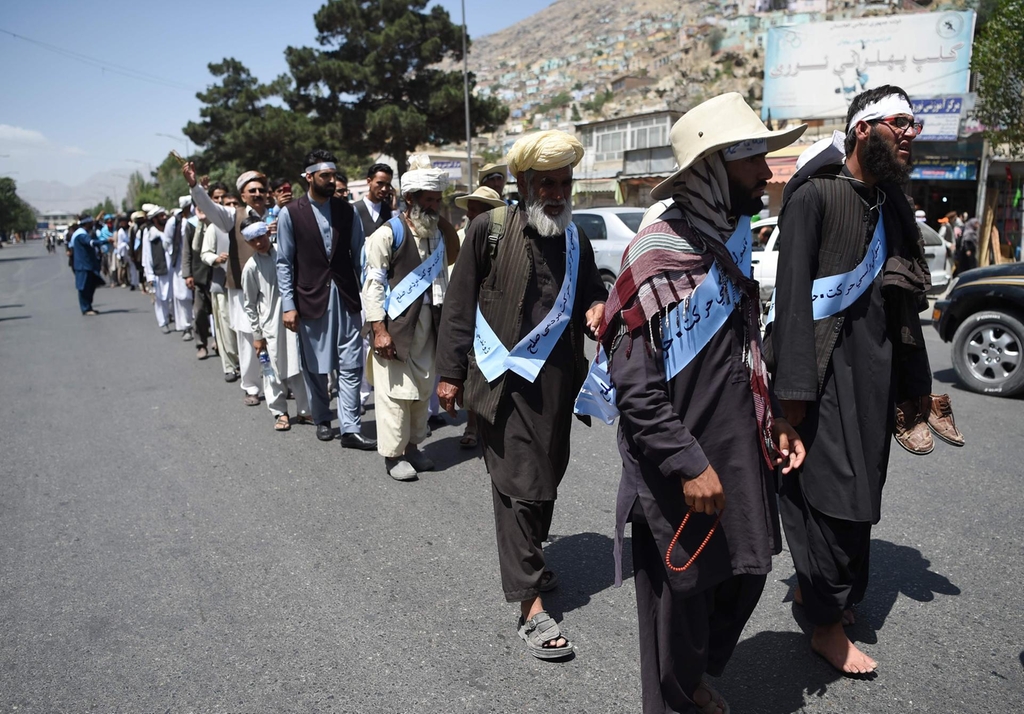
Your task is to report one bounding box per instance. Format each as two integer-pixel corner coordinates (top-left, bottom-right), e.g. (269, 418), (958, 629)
(928, 393), (964, 447)
(895, 396), (934, 455)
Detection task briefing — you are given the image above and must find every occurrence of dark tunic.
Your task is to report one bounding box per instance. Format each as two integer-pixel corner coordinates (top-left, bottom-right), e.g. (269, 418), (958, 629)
(436, 209), (607, 501)
(610, 309), (782, 595)
(772, 176), (897, 523)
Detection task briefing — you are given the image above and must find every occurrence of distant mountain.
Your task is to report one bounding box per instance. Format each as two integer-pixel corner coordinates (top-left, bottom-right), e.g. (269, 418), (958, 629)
(20, 170), (131, 215)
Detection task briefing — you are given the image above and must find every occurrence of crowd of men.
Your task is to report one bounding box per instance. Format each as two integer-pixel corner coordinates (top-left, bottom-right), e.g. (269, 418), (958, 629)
(64, 86), (966, 714)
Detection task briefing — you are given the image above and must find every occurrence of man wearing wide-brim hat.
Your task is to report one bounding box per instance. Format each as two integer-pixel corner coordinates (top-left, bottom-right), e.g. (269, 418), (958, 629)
(454, 186), (506, 243)
(599, 92), (806, 713)
(477, 162), (508, 196)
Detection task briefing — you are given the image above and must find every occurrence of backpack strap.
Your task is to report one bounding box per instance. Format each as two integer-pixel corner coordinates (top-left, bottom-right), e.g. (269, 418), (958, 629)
(481, 205), (509, 289)
(387, 215), (405, 250)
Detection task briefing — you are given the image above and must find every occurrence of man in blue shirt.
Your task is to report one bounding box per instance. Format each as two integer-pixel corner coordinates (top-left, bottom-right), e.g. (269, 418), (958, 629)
(70, 214), (113, 314)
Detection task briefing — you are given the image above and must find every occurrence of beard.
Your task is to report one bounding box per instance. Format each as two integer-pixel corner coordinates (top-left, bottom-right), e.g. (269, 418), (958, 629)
(863, 128), (912, 185)
(729, 182), (766, 218)
(408, 204), (440, 236)
(526, 197), (573, 237)
(311, 178), (335, 200)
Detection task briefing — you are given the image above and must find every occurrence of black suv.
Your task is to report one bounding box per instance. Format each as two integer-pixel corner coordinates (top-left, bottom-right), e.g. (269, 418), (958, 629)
(932, 262), (1024, 397)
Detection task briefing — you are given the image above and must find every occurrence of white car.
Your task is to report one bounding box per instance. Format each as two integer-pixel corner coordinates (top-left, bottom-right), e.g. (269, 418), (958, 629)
(751, 216), (779, 304)
(573, 207), (646, 292)
(752, 216), (951, 303)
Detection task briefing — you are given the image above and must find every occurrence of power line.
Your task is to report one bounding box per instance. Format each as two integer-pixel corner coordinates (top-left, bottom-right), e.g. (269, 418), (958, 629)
(0, 27), (195, 92)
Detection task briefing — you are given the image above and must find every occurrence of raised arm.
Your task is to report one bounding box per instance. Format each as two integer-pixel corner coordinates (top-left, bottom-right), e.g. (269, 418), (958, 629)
(183, 161), (234, 232)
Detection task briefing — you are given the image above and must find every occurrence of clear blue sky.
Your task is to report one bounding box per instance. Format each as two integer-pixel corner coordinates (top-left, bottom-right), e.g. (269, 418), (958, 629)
(0, 0), (554, 189)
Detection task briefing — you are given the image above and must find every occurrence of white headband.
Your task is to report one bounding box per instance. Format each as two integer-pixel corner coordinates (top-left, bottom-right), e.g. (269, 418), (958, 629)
(241, 221), (269, 241)
(849, 94), (914, 131)
(723, 138), (767, 162)
(304, 162), (337, 174)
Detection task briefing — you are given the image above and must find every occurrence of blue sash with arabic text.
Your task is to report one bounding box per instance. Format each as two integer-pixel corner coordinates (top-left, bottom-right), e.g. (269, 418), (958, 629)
(573, 217), (752, 423)
(383, 217), (446, 320)
(763, 215), (886, 326)
(474, 223), (579, 383)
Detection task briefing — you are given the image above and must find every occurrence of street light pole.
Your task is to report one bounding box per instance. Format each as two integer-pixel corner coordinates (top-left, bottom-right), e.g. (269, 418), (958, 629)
(462, 0), (472, 190)
(155, 133), (190, 157)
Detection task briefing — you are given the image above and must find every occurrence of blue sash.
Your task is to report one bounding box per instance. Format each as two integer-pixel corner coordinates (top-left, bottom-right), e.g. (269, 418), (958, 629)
(474, 223), (580, 383)
(764, 215), (886, 326)
(573, 217), (752, 423)
(382, 217), (446, 320)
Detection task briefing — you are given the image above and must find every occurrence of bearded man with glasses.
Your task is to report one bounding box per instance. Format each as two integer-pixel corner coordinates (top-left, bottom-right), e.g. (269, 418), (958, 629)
(765, 85), (936, 675)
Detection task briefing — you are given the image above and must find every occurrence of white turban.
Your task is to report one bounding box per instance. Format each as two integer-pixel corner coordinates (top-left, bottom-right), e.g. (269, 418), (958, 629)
(505, 130), (584, 175)
(401, 154), (449, 194)
(147, 206), (167, 219)
(236, 170), (266, 192)
(178, 195), (192, 209)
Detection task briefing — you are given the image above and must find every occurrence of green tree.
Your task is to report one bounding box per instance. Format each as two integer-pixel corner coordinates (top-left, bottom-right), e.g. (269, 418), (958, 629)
(124, 170), (162, 211)
(285, 0), (508, 176)
(0, 178), (38, 237)
(972, 0), (1024, 154)
(184, 58), (356, 184)
(82, 197), (117, 216)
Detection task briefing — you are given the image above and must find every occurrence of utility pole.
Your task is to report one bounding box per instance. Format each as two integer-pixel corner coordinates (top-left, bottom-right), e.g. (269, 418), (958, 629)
(462, 0), (473, 190)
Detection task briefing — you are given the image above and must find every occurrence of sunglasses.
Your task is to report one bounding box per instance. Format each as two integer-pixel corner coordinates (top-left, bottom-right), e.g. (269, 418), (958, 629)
(246, 187), (268, 195)
(872, 115), (924, 135)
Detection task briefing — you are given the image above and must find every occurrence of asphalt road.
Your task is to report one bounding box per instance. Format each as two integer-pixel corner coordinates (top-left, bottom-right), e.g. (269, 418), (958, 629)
(1, 241), (1021, 714)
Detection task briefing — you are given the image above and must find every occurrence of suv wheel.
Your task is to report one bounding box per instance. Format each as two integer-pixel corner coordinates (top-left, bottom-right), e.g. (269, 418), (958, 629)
(950, 310), (1024, 396)
(601, 270), (616, 294)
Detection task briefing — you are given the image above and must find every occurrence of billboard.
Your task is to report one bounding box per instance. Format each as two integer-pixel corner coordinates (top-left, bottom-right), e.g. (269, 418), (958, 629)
(763, 11), (976, 121)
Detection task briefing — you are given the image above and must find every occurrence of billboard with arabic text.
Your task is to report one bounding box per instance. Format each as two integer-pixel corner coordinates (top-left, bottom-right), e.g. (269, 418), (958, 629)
(762, 11), (976, 121)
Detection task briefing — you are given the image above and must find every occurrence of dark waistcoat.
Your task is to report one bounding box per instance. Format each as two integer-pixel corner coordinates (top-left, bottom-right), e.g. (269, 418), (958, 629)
(288, 196), (360, 319)
(464, 208), (589, 424)
(355, 199), (392, 241)
(225, 208), (256, 291)
(149, 229), (168, 276)
(383, 215), (441, 361)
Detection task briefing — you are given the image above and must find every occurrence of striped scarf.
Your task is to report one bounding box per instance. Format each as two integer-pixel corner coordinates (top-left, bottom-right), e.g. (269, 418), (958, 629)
(600, 154), (777, 467)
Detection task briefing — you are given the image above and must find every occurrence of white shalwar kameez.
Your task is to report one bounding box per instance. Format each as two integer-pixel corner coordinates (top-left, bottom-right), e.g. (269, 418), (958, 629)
(241, 248), (310, 419)
(201, 223), (240, 376)
(142, 225), (172, 327)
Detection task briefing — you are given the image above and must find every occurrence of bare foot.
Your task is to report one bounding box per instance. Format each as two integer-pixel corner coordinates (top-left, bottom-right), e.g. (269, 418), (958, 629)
(811, 623), (877, 674)
(692, 682), (725, 714)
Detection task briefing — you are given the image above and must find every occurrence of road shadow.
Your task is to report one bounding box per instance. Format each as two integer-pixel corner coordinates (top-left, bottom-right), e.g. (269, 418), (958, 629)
(0, 304), (25, 309)
(719, 630), (844, 713)
(422, 434), (482, 470)
(0, 255), (49, 263)
(0, 315), (30, 322)
(95, 309), (141, 315)
(781, 538), (960, 646)
(540, 532), (632, 621)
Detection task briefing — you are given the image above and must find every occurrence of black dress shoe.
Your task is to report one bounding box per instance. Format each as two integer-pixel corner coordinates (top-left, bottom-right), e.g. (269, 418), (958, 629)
(224, 371), (239, 383)
(340, 433), (377, 450)
(316, 423), (334, 442)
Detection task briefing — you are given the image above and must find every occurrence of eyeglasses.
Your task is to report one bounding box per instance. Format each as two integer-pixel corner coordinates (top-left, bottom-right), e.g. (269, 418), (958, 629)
(246, 187), (267, 195)
(872, 115), (924, 135)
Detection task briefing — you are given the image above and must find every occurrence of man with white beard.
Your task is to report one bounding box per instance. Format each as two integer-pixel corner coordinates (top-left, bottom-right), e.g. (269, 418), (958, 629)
(362, 155), (459, 481)
(435, 131), (607, 660)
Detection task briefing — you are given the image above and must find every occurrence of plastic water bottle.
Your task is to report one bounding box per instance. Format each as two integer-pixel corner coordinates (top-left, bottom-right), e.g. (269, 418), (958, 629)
(265, 205), (279, 224)
(258, 349), (274, 378)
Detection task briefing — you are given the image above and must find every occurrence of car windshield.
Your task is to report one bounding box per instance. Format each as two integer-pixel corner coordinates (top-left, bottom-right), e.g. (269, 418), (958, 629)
(617, 212), (644, 233)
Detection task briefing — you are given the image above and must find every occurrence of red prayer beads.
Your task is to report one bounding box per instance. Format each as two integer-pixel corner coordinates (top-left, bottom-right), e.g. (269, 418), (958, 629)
(665, 508), (722, 573)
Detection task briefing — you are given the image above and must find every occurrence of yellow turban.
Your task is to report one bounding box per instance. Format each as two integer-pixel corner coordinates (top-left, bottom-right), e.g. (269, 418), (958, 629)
(505, 130), (584, 176)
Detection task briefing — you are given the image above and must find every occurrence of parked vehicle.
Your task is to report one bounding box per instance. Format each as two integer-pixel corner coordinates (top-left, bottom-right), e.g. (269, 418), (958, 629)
(573, 207), (646, 292)
(751, 216), (779, 303)
(932, 262), (1024, 397)
(750, 217), (951, 304)
(919, 222), (952, 295)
